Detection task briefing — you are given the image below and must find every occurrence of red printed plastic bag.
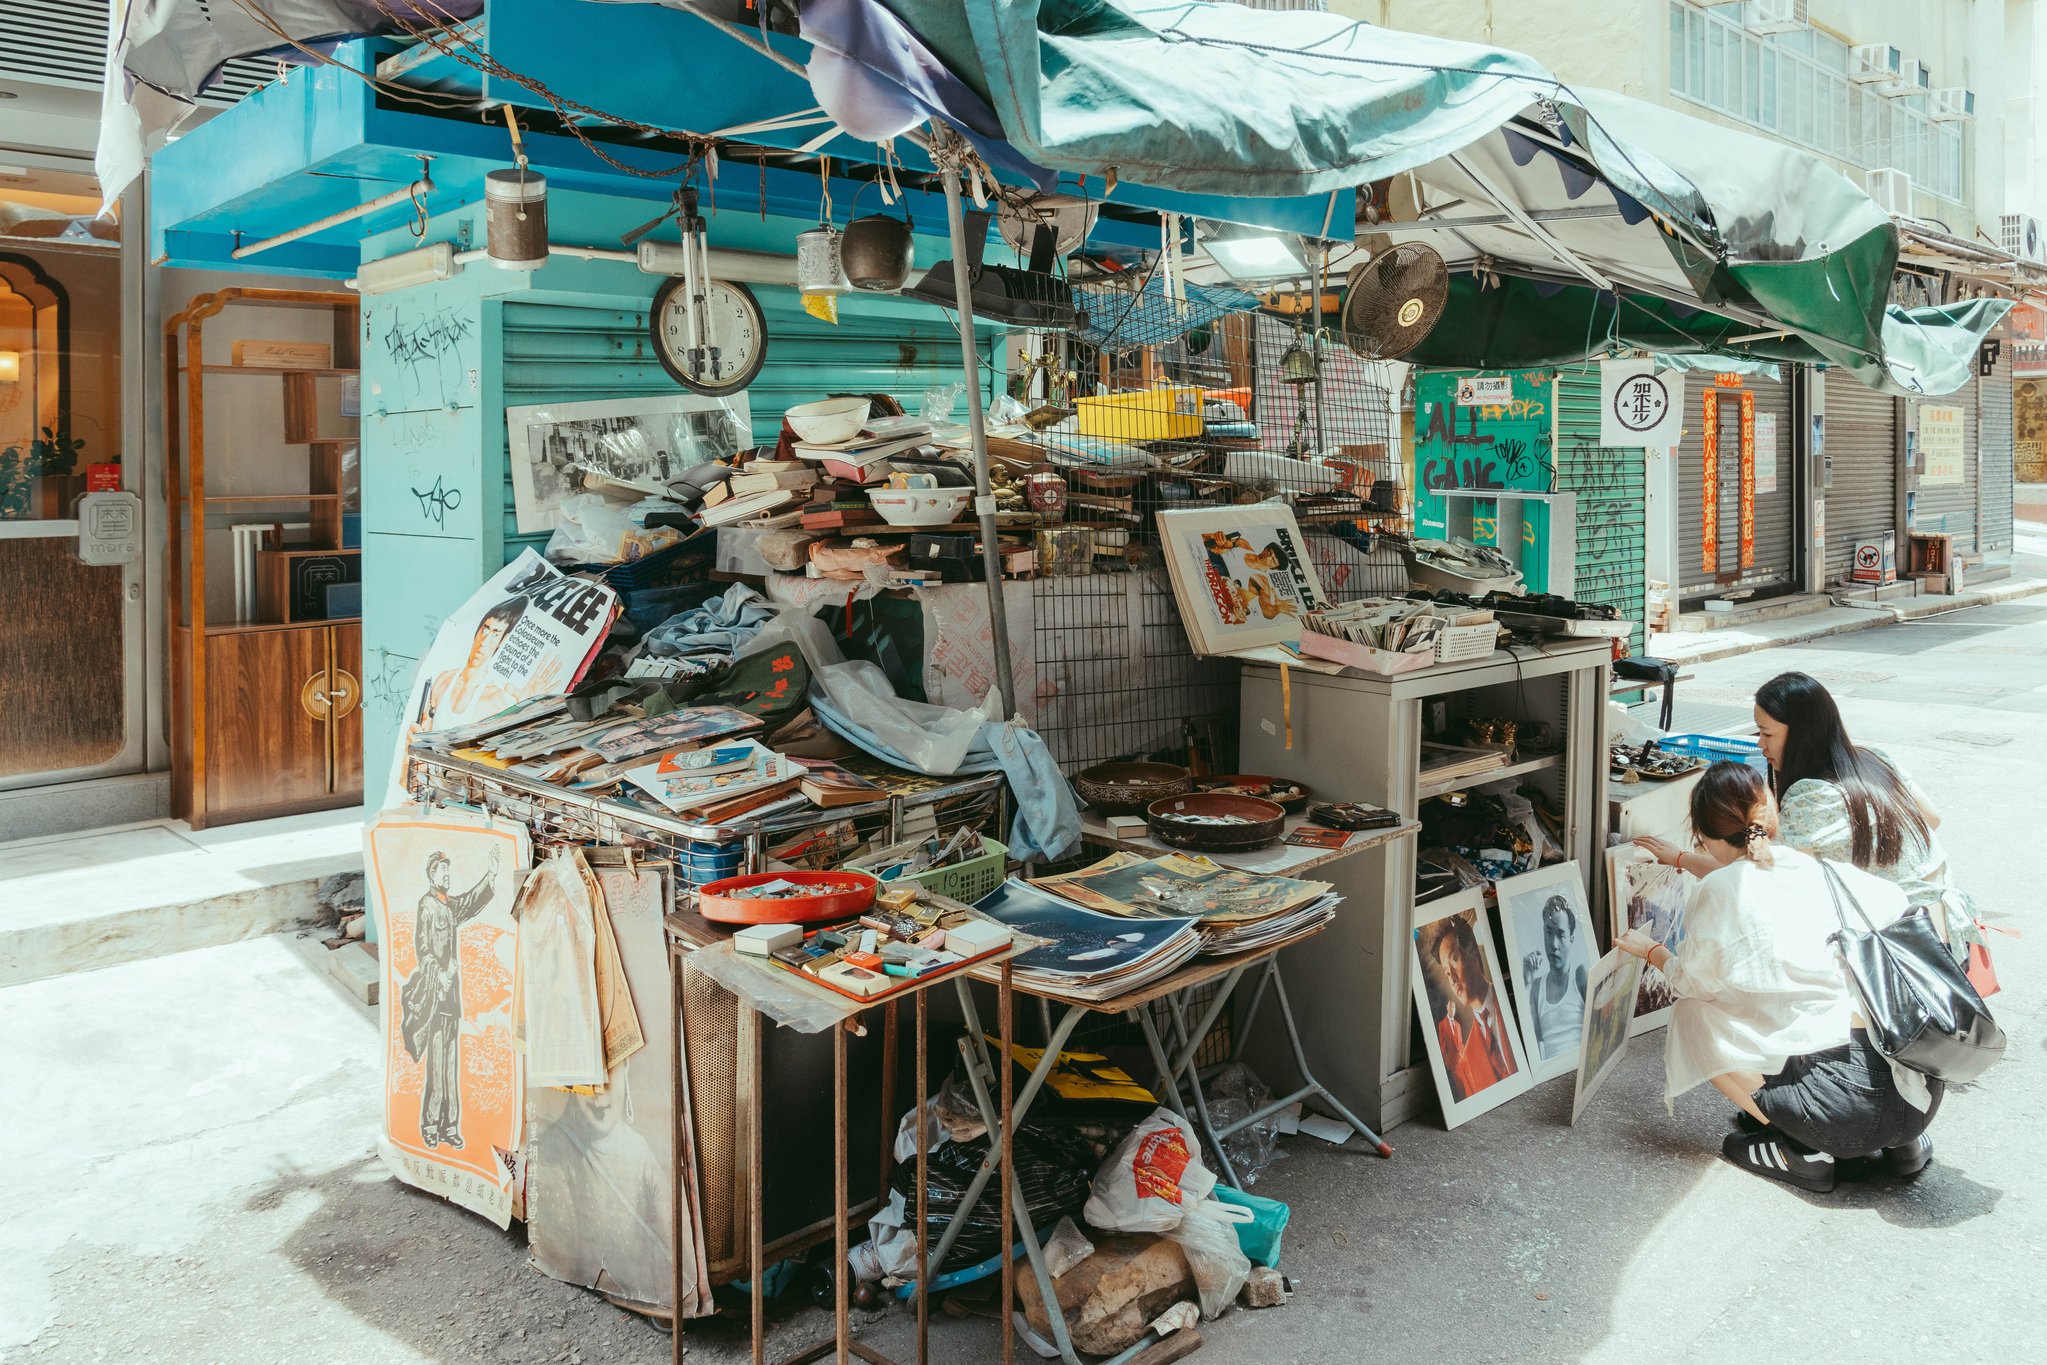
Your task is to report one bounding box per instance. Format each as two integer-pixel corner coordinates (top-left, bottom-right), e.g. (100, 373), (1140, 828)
(1083, 1108), (1217, 1234)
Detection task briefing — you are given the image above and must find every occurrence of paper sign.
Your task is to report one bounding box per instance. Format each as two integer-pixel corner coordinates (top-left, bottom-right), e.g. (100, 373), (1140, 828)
(75, 491), (141, 566)
(1599, 359), (1684, 449)
(1455, 375), (1513, 406)
(1920, 404), (1965, 486)
(1754, 413), (1777, 494)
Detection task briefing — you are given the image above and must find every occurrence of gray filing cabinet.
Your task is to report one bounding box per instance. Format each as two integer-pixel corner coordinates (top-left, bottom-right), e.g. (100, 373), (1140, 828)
(1238, 638), (1611, 1131)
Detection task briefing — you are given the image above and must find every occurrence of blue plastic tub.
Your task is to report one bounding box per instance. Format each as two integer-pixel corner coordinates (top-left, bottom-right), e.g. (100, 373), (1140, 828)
(1658, 733), (1768, 775)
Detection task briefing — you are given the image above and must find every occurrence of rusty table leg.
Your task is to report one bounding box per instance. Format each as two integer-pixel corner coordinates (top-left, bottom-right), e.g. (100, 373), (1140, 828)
(880, 999), (898, 1201)
(670, 942), (686, 1365)
(835, 1022), (851, 1365)
(999, 964), (1014, 1365)
(915, 990), (929, 1365)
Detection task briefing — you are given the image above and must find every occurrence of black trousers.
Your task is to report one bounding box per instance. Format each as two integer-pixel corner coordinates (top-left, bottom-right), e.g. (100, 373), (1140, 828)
(1755, 1030), (1943, 1156)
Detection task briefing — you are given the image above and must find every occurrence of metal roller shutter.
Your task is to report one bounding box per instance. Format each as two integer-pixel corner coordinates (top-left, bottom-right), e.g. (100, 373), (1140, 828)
(1912, 376), (1978, 553)
(496, 290), (990, 562)
(1979, 353), (2015, 556)
(1678, 370), (1797, 603)
(1554, 368), (1647, 654)
(1821, 371), (1897, 585)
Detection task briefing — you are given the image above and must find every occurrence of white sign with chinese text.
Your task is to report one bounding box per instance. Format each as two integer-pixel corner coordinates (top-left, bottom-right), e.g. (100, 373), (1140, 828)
(1455, 375), (1514, 407)
(75, 491), (142, 566)
(1920, 405), (1966, 486)
(1754, 413), (1778, 494)
(1599, 360), (1684, 449)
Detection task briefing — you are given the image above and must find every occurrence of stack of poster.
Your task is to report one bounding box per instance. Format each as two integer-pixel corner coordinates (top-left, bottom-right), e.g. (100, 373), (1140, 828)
(973, 878), (1201, 1003)
(1029, 852), (1339, 956)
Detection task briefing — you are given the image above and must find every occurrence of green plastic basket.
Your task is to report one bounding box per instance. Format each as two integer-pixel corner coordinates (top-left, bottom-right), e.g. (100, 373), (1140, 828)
(898, 836), (1008, 904)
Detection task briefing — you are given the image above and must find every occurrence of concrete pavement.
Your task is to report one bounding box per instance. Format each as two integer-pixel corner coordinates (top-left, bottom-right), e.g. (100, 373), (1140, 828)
(5, 603), (2043, 1364)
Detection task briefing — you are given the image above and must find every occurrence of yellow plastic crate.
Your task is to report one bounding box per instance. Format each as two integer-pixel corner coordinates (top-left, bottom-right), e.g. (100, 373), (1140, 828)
(1075, 385), (1203, 441)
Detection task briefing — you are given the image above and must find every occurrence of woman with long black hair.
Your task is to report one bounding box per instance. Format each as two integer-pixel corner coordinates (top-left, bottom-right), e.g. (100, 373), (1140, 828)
(1637, 670), (1981, 966)
(1617, 763), (1941, 1192)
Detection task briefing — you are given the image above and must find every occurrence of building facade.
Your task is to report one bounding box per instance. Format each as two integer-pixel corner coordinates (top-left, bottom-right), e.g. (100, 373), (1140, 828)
(1343, 0), (2039, 605)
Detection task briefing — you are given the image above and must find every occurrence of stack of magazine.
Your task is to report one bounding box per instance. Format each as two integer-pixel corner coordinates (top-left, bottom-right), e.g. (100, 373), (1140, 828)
(1029, 852), (1340, 957)
(973, 879), (1202, 1003)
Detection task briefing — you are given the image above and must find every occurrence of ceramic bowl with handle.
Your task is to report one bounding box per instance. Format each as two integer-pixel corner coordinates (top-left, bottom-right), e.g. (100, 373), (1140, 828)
(867, 486), (974, 527)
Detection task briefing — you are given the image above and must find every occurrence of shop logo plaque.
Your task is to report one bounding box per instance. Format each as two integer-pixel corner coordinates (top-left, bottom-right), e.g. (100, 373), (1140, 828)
(76, 490), (142, 567)
(1610, 373), (1670, 435)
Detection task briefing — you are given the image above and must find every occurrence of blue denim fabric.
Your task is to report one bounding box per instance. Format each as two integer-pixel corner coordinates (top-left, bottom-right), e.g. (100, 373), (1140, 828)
(642, 583), (773, 657)
(810, 691), (1080, 862)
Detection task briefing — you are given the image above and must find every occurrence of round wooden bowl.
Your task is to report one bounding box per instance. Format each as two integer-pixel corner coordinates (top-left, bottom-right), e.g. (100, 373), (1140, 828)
(697, 870), (879, 925)
(1074, 761), (1192, 816)
(1191, 774), (1314, 811)
(1144, 793), (1287, 853)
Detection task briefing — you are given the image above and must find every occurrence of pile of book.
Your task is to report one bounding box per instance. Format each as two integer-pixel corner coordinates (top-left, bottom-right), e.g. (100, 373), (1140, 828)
(973, 878), (1202, 1003)
(1029, 852), (1339, 957)
(417, 699), (895, 825)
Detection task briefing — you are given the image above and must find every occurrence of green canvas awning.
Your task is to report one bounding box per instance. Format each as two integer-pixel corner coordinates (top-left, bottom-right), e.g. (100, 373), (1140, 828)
(858, 1), (2007, 393)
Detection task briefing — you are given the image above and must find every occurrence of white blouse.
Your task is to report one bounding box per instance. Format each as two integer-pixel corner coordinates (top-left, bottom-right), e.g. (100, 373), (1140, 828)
(1660, 846), (1929, 1112)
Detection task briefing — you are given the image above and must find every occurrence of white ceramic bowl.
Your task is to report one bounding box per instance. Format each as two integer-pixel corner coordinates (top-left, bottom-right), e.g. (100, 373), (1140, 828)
(786, 396), (872, 445)
(868, 487), (974, 527)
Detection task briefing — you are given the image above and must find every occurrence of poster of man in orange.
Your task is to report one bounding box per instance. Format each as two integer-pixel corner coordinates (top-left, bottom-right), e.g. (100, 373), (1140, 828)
(366, 806), (530, 1227)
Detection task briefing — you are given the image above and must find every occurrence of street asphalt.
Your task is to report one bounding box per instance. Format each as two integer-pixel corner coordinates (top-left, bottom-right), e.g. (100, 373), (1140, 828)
(4, 595), (2043, 1365)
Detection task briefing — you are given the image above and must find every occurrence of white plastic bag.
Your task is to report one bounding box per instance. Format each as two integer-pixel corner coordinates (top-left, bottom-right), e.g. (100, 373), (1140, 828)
(544, 492), (681, 565)
(1082, 1107), (1217, 1235)
(1165, 1198), (1251, 1320)
(1043, 1215), (1095, 1281)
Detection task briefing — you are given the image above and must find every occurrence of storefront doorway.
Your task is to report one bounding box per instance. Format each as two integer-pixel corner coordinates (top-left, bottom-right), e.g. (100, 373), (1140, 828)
(0, 153), (150, 830)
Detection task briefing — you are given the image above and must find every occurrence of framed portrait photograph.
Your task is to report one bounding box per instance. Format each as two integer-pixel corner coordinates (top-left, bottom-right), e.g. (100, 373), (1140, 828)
(506, 394), (752, 535)
(1410, 888), (1534, 1129)
(1606, 844), (1692, 1036)
(1156, 504), (1328, 657)
(1495, 861), (1599, 1083)
(1570, 946), (1646, 1125)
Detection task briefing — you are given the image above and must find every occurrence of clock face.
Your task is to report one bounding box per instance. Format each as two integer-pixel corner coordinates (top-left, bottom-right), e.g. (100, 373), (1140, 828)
(650, 276), (767, 396)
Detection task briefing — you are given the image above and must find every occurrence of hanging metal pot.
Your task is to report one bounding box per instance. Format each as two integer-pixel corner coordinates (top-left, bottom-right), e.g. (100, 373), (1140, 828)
(795, 222), (849, 294)
(838, 177), (914, 292)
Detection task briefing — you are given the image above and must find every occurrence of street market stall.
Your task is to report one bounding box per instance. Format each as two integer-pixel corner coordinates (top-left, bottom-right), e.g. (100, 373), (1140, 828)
(130, 3), (2024, 1362)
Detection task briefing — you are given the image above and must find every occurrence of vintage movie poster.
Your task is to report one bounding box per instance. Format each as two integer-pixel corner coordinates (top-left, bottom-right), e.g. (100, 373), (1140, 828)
(1156, 506), (1328, 657)
(366, 805), (532, 1227)
(388, 549), (619, 804)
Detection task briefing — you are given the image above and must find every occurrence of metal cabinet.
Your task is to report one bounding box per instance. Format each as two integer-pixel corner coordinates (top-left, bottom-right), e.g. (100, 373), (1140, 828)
(1237, 638), (1610, 1131)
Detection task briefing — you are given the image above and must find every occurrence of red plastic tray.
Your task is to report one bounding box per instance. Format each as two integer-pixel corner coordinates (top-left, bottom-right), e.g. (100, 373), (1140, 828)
(697, 869), (879, 924)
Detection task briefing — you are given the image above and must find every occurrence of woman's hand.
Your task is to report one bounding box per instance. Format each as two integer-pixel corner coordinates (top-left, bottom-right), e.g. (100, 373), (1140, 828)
(1632, 835), (1682, 868)
(1615, 927), (1661, 960)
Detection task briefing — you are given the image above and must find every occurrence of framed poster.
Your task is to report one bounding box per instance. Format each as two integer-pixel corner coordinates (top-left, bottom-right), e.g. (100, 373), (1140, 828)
(367, 804), (532, 1227)
(1570, 948), (1646, 1124)
(1495, 862), (1598, 1083)
(1156, 504), (1327, 656)
(1411, 889), (1535, 1128)
(506, 393), (751, 535)
(1606, 844), (1691, 1036)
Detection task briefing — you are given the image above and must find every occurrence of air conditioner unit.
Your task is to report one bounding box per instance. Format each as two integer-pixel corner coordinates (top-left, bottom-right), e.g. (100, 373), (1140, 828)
(1885, 57), (1932, 96)
(1865, 168), (1913, 216)
(1850, 44), (1902, 84)
(1929, 87), (1975, 121)
(1746, 0), (1807, 35)
(2001, 213), (2045, 264)
(1682, 0), (1743, 6)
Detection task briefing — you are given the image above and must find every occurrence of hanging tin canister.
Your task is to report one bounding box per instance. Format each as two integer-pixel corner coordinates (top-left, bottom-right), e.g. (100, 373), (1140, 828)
(795, 223), (850, 294)
(483, 167), (548, 270)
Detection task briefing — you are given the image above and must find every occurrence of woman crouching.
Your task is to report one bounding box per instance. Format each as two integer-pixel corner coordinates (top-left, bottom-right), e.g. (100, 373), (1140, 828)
(1617, 761), (1941, 1193)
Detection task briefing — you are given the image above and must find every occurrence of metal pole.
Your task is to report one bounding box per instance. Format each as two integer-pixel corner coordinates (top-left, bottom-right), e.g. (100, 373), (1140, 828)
(935, 128), (1019, 719)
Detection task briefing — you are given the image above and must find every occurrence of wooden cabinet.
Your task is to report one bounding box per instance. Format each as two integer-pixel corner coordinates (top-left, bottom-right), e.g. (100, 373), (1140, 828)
(166, 288), (363, 827)
(190, 622), (362, 824)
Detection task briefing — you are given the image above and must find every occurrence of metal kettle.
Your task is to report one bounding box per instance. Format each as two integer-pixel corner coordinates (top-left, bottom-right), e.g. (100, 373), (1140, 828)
(838, 179), (914, 291)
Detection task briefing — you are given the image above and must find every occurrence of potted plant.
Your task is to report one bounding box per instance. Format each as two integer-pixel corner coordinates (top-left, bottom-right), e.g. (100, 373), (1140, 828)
(0, 442), (30, 519)
(31, 428), (87, 519)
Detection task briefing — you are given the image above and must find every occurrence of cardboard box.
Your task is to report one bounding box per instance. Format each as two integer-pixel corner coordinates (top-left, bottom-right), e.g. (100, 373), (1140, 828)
(231, 339), (333, 369)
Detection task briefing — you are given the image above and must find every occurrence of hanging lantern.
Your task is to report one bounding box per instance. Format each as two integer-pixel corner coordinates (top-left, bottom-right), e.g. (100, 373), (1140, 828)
(795, 223), (850, 294)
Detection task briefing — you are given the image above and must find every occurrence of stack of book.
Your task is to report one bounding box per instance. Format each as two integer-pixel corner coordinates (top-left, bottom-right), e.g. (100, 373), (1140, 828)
(1029, 853), (1340, 957)
(972, 878), (1202, 1003)
(697, 462), (818, 528)
(623, 738), (805, 819)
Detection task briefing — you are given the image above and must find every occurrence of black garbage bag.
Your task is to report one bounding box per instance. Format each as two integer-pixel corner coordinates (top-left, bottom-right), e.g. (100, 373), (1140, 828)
(893, 1122), (1097, 1273)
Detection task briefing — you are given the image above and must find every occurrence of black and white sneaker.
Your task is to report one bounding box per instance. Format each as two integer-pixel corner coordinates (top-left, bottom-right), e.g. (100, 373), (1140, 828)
(1882, 1134), (1934, 1178)
(1721, 1130), (1837, 1193)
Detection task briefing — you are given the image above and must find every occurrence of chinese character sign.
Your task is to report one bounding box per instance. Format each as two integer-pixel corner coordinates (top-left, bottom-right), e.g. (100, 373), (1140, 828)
(1919, 405), (1966, 486)
(1599, 360), (1685, 449)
